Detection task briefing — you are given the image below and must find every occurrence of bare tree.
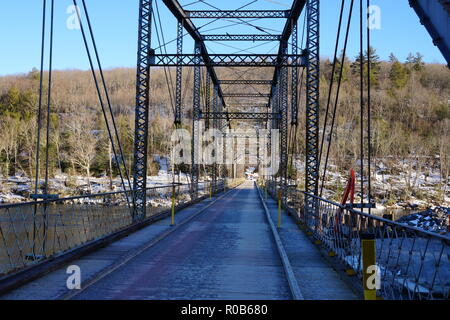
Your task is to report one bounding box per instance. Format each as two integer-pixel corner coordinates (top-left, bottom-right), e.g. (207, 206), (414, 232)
(437, 120), (449, 201)
(64, 112), (98, 193)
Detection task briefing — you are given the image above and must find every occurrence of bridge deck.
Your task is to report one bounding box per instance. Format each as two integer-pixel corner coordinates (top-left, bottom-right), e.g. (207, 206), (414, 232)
(1, 182), (358, 300)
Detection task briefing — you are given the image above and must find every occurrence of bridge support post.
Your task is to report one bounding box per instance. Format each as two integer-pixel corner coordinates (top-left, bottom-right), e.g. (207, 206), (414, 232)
(305, 0), (320, 215)
(205, 72), (211, 130)
(175, 19), (183, 126)
(280, 43), (289, 193)
(191, 41), (201, 200)
(278, 189), (282, 228)
(212, 85), (218, 194)
(291, 21), (299, 127)
(171, 185), (176, 226)
(132, 0), (153, 221)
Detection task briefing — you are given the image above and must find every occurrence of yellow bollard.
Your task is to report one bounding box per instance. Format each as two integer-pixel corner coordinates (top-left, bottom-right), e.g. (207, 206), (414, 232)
(277, 190), (282, 229)
(171, 185), (176, 226)
(362, 233), (377, 300)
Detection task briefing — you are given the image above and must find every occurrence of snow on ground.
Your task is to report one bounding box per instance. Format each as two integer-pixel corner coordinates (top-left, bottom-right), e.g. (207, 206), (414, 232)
(1, 156), (448, 235)
(291, 157), (449, 234)
(0, 155), (196, 204)
(294, 158), (449, 209)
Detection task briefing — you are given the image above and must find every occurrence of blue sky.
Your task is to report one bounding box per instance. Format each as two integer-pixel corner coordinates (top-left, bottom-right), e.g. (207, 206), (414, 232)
(0, 0), (446, 76)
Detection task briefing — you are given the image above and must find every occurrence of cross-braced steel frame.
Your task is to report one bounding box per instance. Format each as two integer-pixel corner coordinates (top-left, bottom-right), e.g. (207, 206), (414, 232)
(132, 0), (152, 220)
(305, 0), (320, 213)
(201, 34), (282, 42)
(219, 80), (273, 85)
(223, 93), (271, 98)
(132, 0), (318, 218)
(186, 10), (290, 19)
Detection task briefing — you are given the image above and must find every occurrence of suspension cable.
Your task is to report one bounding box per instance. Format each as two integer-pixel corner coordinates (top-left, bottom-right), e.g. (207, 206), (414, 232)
(318, 0), (345, 169)
(32, 0), (48, 258)
(359, 0), (364, 206)
(367, 0), (372, 212)
(80, 0), (134, 199)
(320, 0), (355, 197)
(43, 0), (55, 195)
(34, 0), (47, 196)
(72, 0), (132, 210)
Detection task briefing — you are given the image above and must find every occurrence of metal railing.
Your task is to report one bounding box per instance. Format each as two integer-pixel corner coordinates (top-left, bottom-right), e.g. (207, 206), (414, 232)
(0, 179), (236, 277)
(265, 181), (449, 300)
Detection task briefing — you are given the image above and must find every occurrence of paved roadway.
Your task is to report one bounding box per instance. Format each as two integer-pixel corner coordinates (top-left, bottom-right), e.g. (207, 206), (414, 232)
(1, 181), (358, 300)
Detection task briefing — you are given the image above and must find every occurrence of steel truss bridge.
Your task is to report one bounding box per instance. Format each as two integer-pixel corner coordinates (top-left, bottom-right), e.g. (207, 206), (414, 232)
(133, 0), (315, 217)
(0, 0), (448, 301)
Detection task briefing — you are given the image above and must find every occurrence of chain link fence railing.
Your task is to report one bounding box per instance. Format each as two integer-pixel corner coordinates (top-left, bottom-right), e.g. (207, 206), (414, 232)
(0, 179), (234, 277)
(263, 180), (449, 300)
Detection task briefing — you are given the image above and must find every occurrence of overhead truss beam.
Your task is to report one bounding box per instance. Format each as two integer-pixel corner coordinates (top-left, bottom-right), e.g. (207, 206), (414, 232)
(228, 104), (270, 108)
(201, 112), (281, 121)
(185, 10), (290, 19)
(224, 132), (266, 138)
(201, 34), (282, 41)
(220, 80), (273, 85)
(223, 93), (271, 98)
(149, 54), (306, 67)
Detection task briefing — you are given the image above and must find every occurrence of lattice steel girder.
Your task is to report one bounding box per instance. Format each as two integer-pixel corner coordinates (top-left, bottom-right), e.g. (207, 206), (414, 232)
(224, 131), (267, 138)
(205, 71), (211, 130)
(291, 21), (299, 126)
(201, 112), (281, 120)
(409, 0), (450, 66)
(227, 104), (270, 108)
(191, 42), (201, 199)
(149, 54), (306, 67)
(219, 80), (273, 85)
(223, 93), (271, 98)
(174, 19), (183, 125)
(279, 46), (289, 187)
(212, 85), (219, 191)
(132, 0), (153, 221)
(201, 34), (282, 41)
(185, 10), (290, 19)
(305, 0), (320, 203)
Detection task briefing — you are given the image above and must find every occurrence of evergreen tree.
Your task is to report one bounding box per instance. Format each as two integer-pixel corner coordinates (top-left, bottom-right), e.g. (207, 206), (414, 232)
(351, 46), (381, 85)
(405, 52), (415, 69)
(389, 60), (408, 89)
(389, 53), (398, 63)
(330, 50), (350, 82)
(405, 52), (425, 73)
(413, 52), (425, 72)
(0, 87), (36, 120)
